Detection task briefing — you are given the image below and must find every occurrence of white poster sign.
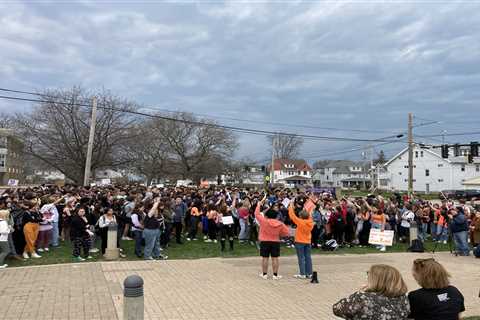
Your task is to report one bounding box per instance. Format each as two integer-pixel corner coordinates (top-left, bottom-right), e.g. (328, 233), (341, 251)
(100, 179), (111, 186)
(368, 229), (394, 247)
(282, 198), (291, 208)
(7, 179), (19, 186)
(222, 216), (234, 225)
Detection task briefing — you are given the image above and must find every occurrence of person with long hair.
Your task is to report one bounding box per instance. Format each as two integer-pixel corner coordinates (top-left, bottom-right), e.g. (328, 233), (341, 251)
(333, 264), (409, 319)
(97, 207), (117, 255)
(22, 200), (43, 259)
(408, 258), (465, 320)
(0, 209), (11, 268)
(288, 201), (314, 279)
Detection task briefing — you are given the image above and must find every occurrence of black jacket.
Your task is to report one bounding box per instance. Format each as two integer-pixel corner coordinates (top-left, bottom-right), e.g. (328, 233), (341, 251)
(70, 215), (89, 239)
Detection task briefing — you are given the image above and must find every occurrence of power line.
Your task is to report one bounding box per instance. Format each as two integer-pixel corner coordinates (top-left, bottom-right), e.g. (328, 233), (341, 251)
(0, 94), (404, 143)
(0, 87), (404, 135)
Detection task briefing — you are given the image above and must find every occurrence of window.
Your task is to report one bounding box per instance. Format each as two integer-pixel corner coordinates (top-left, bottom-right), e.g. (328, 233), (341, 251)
(425, 169), (430, 177)
(398, 172), (402, 175)
(404, 179), (408, 182)
(404, 165), (408, 169)
(0, 154), (5, 167)
(438, 164), (443, 167)
(438, 179), (444, 182)
(415, 151), (418, 158)
(461, 165), (465, 172)
(303, 171), (307, 175)
(0, 137), (6, 148)
(476, 165), (479, 172)
(421, 151), (424, 157)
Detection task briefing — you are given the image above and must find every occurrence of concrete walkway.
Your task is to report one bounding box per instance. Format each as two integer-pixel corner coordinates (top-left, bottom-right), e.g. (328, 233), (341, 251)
(1, 252), (479, 319)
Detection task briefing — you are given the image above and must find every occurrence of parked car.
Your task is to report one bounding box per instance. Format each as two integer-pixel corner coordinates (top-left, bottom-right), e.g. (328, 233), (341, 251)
(441, 189), (480, 200)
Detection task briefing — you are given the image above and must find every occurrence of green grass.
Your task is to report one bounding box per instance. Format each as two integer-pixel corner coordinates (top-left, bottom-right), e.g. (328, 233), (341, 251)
(6, 237), (453, 268)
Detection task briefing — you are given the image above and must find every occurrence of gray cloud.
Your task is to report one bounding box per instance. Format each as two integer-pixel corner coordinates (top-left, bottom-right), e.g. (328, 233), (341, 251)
(1, 1), (480, 162)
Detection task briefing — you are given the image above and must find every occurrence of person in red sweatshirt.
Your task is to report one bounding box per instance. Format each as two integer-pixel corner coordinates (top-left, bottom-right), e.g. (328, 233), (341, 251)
(255, 196), (289, 280)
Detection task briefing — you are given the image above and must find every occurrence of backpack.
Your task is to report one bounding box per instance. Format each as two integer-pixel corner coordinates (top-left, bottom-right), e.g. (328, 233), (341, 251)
(474, 246), (480, 258)
(322, 239), (338, 251)
(408, 239), (425, 253)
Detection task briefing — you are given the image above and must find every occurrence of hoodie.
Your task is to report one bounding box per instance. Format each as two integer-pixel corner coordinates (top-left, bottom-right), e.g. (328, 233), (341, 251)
(255, 205), (289, 242)
(288, 206), (314, 244)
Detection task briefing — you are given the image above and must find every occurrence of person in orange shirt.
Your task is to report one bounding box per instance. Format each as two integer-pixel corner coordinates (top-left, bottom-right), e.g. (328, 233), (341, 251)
(288, 201), (314, 279)
(187, 200), (202, 241)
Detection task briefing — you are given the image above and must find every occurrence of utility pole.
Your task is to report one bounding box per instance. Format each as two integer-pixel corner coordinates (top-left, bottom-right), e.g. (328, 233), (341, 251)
(408, 113), (414, 197)
(369, 145), (374, 191)
(271, 135), (277, 185)
(84, 96), (97, 186)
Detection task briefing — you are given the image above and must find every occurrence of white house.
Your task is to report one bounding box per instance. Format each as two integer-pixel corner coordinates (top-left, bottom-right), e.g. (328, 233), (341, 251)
(269, 159), (312, 187)
(313, 160), (371, 189)
(380, 145), (480, 192)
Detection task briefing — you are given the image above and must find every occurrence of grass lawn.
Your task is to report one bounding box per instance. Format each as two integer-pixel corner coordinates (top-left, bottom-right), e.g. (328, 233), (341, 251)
(6, 237), (453, 268)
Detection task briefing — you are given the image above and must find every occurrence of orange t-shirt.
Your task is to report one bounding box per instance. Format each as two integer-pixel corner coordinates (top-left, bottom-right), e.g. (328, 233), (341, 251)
(288, 207), (314, 244)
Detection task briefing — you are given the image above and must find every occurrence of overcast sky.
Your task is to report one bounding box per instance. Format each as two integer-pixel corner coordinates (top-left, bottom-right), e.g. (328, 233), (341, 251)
(1, 1), (479, 164)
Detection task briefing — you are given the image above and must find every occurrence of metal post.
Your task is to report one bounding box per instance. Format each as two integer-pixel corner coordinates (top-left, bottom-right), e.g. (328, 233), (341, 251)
(104, 224), (119, 260)
(84, 96), (97, 186)
(123, 275), (144, 320)
(408, 113), (414, 197)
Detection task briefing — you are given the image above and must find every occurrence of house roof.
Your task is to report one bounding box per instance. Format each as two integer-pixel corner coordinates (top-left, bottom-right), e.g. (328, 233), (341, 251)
(270, 159), (312, 171)
(314, 160), (367, 174)
(278, 175), (311, 181)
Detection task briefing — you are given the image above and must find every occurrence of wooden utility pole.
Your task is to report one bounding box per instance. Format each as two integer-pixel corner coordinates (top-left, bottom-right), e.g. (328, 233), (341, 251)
(84, 96), (97, 186)
(271, 135), (276, 185)
(408, 113), (414, 197)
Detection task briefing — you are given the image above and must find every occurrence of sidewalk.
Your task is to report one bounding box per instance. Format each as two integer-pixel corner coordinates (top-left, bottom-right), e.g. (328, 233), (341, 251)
(1, 252), (479, 319)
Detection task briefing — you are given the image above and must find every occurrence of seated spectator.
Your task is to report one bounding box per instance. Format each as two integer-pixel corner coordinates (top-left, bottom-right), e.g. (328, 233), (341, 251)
(333, 264), (409, 320)
(408, 258), (465, 320)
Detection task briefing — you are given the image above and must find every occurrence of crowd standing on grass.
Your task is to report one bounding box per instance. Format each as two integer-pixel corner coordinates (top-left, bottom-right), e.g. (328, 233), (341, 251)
(0, 184), (479, 270)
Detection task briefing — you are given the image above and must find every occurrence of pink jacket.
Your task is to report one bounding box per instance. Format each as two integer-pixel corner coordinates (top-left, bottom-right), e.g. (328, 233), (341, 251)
(255, 205), (289, 242)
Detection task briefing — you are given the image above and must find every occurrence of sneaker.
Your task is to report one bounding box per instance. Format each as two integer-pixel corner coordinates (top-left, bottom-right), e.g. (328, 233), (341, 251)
(89, 248), (99, 253)
(192, 238), (198, 241)
(0, 264), (8, 269)
(37, 248), (44, 253)
(121, 236), (133, 241)
(293, 274), (306, 279)
(443, 240), (447, 244)
(44, 248), (49, 252)
(120, 253), (127, 258)
(213, 239), (218, 243)
(86, 256), (93, 260)
(186, 238), (191, 241)
(259, 273), (268, 280)
(22, 252), (30, 259)
(380, 247), (386, 252)
(203, 236), (207, 240)
(204, 239), (212, 243)
(73, 256), (85, 262)
(157, 255), (168, 260)
(144, 257), (154, 261)
(273, 275), (283, 280)
(31, 253), (42, 258)
(306, 275), (313, 279)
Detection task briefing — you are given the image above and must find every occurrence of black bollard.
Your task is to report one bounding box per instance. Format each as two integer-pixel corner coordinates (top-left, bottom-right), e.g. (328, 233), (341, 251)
(123, 275), (144, 320)
(311, 271), (319, 284)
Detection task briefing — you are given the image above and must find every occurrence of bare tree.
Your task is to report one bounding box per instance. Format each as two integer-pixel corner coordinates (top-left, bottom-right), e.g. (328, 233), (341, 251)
(268, 133), (304, 160)
(14, 87), (137, 184)
(154, 112), (237, 182)
(121, 119), (171, 185)
(0, 113), (14, 129)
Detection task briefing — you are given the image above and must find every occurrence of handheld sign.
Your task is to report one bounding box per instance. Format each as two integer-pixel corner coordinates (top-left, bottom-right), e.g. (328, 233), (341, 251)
(222, 216), (234, 225)
(368, 229), (394, 247)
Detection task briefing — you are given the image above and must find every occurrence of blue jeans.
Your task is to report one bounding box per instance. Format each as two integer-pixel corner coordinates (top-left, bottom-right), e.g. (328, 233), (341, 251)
(295, 243), (312, 276)
(430, 223), (437, 241)
(436, 225), (448, 242)
(239, 219), (249, 241)
(418, 223), (428, 241)
(453, 231), (469, 256)
(143, 228), (160, 259)
(133, 230), (143, 257)
(50, 221), (59, 247)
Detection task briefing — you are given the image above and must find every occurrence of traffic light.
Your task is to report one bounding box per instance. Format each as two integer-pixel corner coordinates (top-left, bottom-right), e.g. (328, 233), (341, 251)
(471, 141), (479, 157)
(261, 165), (266, 172)
(468, 154), (474, 164)
(441, 145), (449, 158)
(454, 144), (461, 157)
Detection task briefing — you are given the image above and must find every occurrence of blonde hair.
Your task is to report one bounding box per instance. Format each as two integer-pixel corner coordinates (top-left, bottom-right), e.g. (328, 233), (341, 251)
(366, 264), (408, 297)
(0, 209), (10, 220)
(413, 258), (450, 289)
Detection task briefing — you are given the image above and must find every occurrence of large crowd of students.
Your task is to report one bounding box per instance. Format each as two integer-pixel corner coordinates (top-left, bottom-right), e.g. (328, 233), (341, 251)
(0, 184), (475, 319)
(0, 184), (479, 268)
